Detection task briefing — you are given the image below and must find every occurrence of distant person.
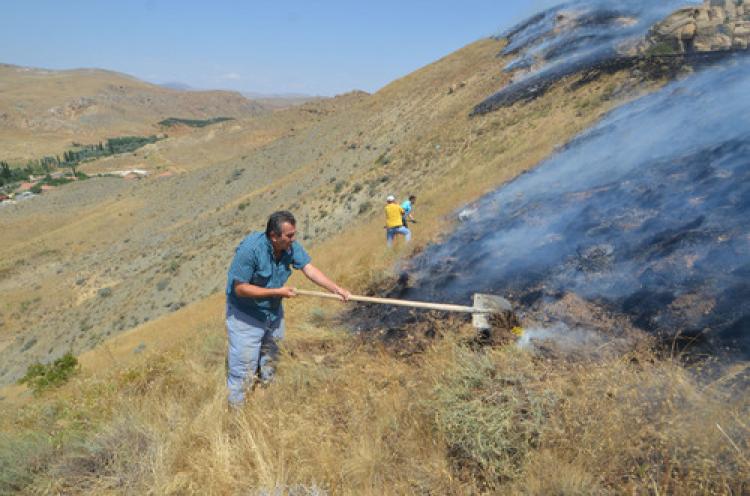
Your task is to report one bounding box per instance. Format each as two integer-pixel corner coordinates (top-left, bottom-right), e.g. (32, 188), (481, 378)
(401, 195), (417, 228)
(225, 210), (350, 406)
(384, 194), (411, 247)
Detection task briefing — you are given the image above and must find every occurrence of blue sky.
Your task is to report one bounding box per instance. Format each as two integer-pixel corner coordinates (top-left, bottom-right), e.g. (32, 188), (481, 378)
(2, 1), (558, 96)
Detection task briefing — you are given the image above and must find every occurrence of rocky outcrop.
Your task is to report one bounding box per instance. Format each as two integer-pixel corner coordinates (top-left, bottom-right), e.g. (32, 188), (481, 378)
(474, 0), (750, 114)
(642, 0), (750, 55)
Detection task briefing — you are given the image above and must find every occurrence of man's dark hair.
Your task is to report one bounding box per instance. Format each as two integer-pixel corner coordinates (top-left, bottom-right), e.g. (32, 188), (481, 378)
(266, 210), (296, 236)
(409, 195), (417, 201)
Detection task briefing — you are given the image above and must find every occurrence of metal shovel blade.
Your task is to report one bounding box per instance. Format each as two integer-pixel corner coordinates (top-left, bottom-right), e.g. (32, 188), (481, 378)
(472, 293), (513, 330)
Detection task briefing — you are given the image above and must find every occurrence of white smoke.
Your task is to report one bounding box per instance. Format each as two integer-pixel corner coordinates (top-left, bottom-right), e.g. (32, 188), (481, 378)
(408, 44), (750, 357)
(516, 322), (607, 351)
(476, 0), (702, 111)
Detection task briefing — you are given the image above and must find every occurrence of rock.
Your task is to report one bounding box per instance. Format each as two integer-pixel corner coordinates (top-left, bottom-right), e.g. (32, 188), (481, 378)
(641, 0), (749, 55)
(696, 8), (711, 23)
(734, 22), (750, 36)
(97, 287), (112, 298)
(447, 81), (467, 95)
(710, 7), (727, 24)
(712, 32), (733, 49)
(681, 22), (697, 39)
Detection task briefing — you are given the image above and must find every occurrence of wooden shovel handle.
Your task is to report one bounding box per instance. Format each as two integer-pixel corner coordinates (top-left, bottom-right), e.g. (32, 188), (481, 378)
(294, 289), (477, 314)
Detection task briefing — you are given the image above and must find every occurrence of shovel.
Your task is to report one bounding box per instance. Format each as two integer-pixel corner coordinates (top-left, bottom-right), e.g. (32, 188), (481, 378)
(294, 289), (512, 331)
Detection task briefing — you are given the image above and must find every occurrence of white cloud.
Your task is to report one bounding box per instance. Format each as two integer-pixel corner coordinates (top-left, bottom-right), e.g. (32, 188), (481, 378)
(219, 72), (242, 80)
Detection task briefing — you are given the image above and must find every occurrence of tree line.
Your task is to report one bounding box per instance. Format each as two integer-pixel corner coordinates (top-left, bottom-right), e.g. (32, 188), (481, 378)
(0, 135), (163, 188)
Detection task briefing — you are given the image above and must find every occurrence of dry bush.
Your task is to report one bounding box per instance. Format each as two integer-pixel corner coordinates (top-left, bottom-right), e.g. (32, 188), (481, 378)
(523, 353), (750, 495)
(429, 346), (556, 489)
(42, 415), (158, 494)
(0, 431), (57, 493)
(426, 340), (750, 494)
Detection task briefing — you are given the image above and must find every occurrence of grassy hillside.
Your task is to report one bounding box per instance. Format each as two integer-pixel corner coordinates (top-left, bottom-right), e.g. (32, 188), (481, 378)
(0, 64), (267, 161)
(0, 37), (635, 386)
(1, 35), (748, 494)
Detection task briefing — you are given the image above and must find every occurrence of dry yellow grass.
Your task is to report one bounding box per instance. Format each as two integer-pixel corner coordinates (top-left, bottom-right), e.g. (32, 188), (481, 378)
(3, 313), (746, 494)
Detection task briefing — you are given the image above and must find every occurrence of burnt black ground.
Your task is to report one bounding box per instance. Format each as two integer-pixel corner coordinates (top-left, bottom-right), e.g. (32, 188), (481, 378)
(380, 56), (750, 360)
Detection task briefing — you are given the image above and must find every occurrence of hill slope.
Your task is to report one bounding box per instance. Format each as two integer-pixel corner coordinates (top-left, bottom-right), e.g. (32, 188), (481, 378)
(1, 1), (748, 493)
(0, 37), (634, 386)
(0, 64), (267, 161)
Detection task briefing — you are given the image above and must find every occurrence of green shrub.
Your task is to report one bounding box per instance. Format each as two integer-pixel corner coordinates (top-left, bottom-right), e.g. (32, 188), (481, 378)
(228, 168), (244, 184)
(168, 260), (180, 273)
(40, 175), (72, 186)
(19, 353), (79, 393)
(375, 152), (391, 165)
(106, 136), (159, 154)
(20, 337), (37, 352)
(645, 40), (677, 57)
(358, 201), (372, 214)
(158, 117), (233, 128)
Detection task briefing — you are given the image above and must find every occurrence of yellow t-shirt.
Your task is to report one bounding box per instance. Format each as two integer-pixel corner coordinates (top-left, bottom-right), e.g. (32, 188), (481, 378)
(385, 203), (404, 228)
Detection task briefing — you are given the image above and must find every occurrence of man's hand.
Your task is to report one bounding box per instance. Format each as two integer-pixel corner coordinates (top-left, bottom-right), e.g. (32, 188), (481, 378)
(333, 287), (351, 302)
(276, 286), (298, 298)
(301, 264), (350, 302)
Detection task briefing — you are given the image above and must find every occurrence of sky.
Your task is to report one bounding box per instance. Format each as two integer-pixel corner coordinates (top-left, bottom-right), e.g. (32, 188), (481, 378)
(1, 0), (559, 96)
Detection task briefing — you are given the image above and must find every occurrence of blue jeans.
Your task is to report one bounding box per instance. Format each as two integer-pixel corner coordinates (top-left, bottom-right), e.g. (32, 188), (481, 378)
(386, 226), (411, 247)
(226, 304), (285, 405)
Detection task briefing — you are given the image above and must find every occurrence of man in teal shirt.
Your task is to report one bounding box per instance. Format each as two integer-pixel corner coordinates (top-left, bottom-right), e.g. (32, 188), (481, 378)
(401, 195), (417, 228)
(226, 210), (350, 405)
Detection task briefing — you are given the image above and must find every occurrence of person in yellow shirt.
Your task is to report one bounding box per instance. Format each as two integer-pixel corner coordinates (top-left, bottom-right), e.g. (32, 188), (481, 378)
(384, 195), (412, 247)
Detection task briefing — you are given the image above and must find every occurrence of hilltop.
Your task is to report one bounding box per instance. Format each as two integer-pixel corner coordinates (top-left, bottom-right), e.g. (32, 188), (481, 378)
(0, 63), (267, 161)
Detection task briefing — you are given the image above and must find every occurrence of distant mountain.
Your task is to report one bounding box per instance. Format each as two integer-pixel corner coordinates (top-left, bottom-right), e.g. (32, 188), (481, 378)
(159, 81), (193, 91)
(242, 91), (325, 109)
(0, 64), (268, 160)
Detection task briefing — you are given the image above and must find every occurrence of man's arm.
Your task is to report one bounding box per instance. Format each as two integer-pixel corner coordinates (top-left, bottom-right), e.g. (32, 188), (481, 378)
(234, 281), (296, 298)
(301, 264), (351, 301)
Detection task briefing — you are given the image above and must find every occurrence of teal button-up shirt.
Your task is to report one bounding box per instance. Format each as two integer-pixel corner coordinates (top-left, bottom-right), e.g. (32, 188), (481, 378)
(226, 232), (311, 322)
